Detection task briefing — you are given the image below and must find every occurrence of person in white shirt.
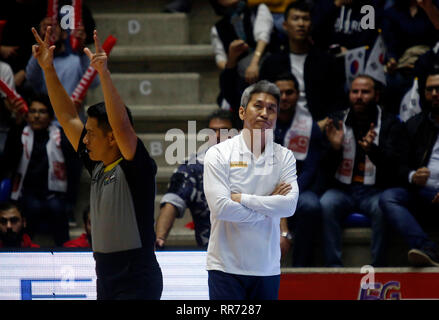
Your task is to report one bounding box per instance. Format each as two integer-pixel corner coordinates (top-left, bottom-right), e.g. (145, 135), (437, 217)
(203, 80), (299, 300)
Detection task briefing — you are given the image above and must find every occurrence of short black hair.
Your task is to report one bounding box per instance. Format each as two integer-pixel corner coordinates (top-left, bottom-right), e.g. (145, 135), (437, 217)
(273, 72), (300, 92)
(426, 66), (439, 79)
(28, 93), (55, 118)
(207, 109), (234, 126)
(87, 102), (134, 133)
(284, 0), (312, 20)
(0, 201), (22, 217)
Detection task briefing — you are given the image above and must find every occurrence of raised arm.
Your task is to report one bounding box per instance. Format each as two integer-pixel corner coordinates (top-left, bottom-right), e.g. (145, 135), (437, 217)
(31, 27), (84, 151)
(84, 30), (137, 160)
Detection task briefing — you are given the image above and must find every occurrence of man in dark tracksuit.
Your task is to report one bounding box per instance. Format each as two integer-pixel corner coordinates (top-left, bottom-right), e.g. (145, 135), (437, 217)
(31, 27), (162, 299)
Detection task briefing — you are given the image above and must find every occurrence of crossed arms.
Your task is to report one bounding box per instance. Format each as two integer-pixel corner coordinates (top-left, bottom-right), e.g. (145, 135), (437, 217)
(203, 146), (299, 223)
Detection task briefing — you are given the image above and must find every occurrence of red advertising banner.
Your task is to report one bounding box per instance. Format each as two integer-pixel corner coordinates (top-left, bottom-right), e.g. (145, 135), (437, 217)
(279, 269), (439, 300)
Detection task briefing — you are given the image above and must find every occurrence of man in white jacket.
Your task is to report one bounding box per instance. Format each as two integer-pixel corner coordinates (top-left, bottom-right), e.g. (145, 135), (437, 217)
(203, 80), (299, 300)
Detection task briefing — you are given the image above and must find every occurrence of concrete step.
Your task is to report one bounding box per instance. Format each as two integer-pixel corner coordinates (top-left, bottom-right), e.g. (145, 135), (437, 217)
(121, 104), (218, 133)
(105, 45), (220, 104)
(107, 45), (214, 72)
(94, 13), (189, 46)
(139, 132), (212, 167)
(86, 0), (217, 45)
(86, 0), (176, 13)
(85, 73), (200, 106)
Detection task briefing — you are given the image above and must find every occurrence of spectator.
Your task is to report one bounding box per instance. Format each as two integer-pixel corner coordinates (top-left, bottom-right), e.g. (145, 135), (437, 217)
(260, 0), (346, 124)
(2, 93), (78, 247)
(319, 74), (407, 267)
(312, 0), (382, 53)
(379, 69), (439, 267)
(155, 110), (235, 250)
(0, 201), (39, 248)
(0, 61), (25, 165)
(63, 205), (91, 248)
(210, 0), (274, 86)
(272, 72), (325, 266)
(381, 0), (439, 113)
(25, 14), (99, 101)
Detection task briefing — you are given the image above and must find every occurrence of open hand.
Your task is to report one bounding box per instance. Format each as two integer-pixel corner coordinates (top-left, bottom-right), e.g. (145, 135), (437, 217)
(83, 30), (108, 74)
(358, 123), (377, 152)
(31, 26), (55, 70)
(325, 119), (344, 150)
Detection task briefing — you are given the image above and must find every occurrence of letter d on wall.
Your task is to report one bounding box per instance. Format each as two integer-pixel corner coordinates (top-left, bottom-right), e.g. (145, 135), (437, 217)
(128, 20), (141, 35)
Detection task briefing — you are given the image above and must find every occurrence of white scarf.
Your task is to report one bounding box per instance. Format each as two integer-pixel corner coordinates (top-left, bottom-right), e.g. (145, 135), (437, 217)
(11, 124), (67, 200)
(335, 105), (382, 185)
(283, 103), (313, 161)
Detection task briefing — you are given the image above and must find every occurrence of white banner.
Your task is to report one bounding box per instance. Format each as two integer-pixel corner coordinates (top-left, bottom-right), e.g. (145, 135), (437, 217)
(0, 251), (208, 300)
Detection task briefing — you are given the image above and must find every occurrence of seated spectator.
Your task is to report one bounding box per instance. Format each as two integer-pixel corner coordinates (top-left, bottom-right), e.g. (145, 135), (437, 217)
(319, 74), (407, 267)
(0, 61), (22, 162)
(272, 72), (326, 266)
(63, 205), (91, 248)
(312, 0), (382, 53)
(2, 93), (78, 246)
(260, 0), (346, 124)
(381, 0), (439, 113)
(379, 69), (439, 267)
(210, 0), (274, 87)
(247, 0), (302, 45)
(155, 109), (235, 249)
(0, 201), (39, 248)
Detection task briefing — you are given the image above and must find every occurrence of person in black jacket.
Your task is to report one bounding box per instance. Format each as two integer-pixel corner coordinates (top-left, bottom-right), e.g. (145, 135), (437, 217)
(259, 0), (347, 125)
(379, 69), (439, 267)
(319, 74), (407, 267)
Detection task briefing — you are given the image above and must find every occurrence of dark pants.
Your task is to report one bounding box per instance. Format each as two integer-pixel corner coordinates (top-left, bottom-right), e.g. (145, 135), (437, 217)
(20, 192), (69, 246)
(208, 270), (280, 300)
(288, 190), (322, 267)
(95, 250), (163, 300)
(320, 184), (387, 267)
(379, 187), (439, 250)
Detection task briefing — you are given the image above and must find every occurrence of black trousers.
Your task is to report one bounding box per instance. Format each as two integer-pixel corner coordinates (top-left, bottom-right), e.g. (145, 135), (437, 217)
(94, 249), (163, 300)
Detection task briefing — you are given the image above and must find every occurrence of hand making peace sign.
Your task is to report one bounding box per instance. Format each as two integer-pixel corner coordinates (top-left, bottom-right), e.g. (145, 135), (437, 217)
(31, 26), (55, 71)
(83, 30), (108, 74)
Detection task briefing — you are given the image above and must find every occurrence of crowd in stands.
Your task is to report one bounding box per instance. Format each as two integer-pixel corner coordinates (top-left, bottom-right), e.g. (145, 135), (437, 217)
(1, 0), (439, 268)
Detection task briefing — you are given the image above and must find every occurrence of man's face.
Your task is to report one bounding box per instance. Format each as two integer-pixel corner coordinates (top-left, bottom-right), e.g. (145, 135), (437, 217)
(0, 208), (25, 246)
(349, 77), (377, 113)
(425, 75), (439, 113)
(239, 92), (278, 131)
(275, 80), (299, 112)
(283, 9), (312, 42)
(208, 118), (233, 144)
(27, 101), (52, 131)
(82, 117), (112, 161)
